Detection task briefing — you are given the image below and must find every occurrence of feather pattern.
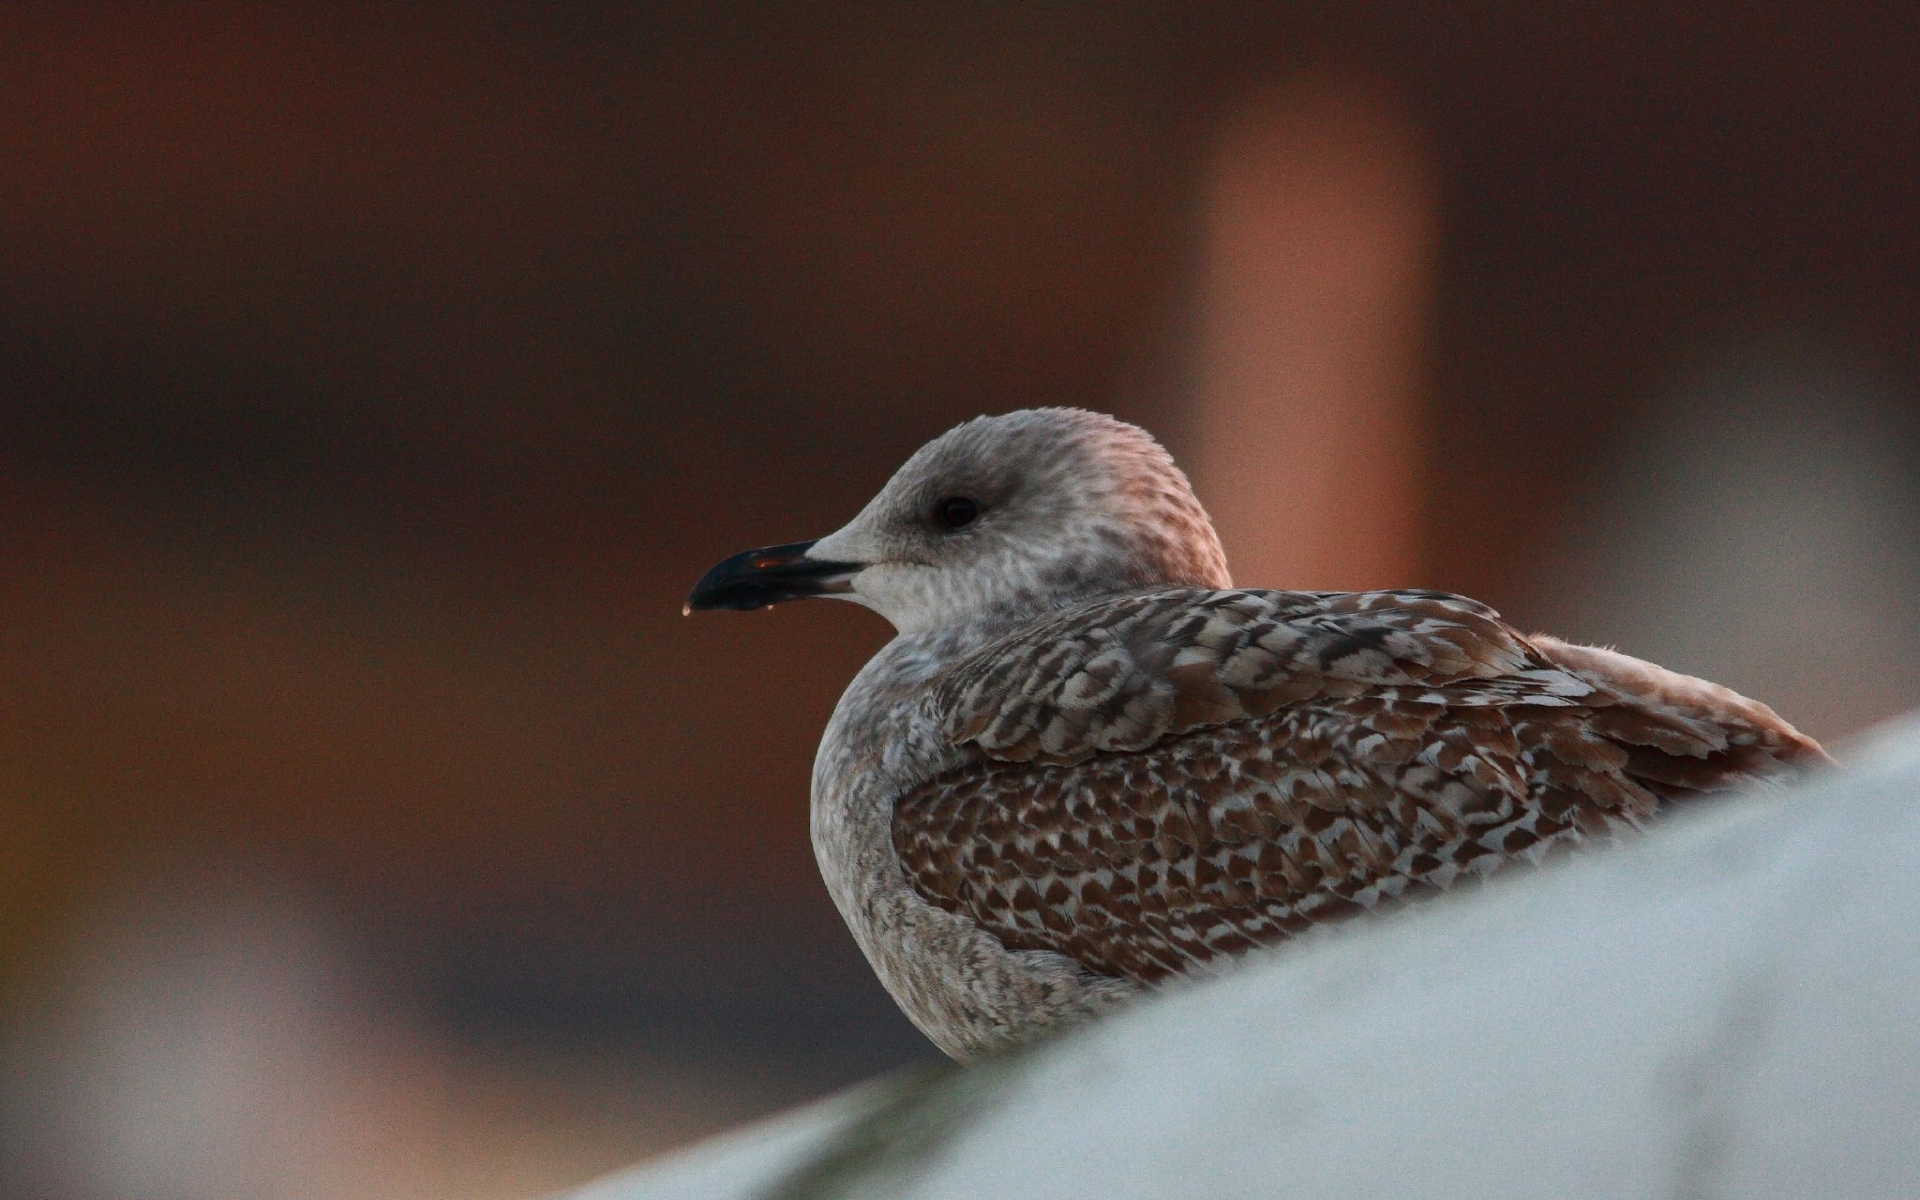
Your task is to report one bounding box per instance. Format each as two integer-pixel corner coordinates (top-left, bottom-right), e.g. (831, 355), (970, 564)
(894, 588), (1828, 985)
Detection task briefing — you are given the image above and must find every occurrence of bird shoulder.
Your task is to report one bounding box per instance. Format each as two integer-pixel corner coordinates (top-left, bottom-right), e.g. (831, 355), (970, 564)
(930, 588), (1594, 766)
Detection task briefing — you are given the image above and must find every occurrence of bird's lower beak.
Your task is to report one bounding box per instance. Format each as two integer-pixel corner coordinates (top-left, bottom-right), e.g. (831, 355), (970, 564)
(683, 540), (864, 614)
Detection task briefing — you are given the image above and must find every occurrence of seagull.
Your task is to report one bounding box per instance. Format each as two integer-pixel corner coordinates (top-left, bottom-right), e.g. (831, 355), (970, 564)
(685, 408), (1830, 1061)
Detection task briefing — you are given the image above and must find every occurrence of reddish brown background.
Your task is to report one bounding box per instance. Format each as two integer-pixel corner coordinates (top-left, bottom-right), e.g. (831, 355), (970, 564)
(1, 6), (1916, 1197)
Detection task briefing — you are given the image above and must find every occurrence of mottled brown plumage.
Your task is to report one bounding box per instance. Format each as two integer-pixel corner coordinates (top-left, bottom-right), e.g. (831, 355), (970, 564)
(894, 587), (1826, 985)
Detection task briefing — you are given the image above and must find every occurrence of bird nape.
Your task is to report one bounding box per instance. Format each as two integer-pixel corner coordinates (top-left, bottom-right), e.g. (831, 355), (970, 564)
(686, 407), (1830, 1062)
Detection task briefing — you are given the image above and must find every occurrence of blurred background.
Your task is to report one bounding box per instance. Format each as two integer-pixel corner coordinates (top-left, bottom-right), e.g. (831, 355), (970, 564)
(1, 5), (1916, 1197)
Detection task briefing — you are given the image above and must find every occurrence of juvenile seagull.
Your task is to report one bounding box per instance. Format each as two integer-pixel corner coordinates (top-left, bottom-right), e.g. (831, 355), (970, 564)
(686, 408), (1829, 1061)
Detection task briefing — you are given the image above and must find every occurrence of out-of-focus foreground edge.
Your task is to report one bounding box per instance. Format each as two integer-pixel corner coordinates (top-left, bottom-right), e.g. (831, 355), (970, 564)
(562, 710), (1920, 1200)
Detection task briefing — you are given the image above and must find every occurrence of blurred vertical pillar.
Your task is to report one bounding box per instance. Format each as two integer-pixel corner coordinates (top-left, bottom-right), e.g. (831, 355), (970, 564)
(1185, 78), (1435, 590)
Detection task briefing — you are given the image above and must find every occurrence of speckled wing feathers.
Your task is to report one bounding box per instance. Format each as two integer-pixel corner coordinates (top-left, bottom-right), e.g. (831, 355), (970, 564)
(931, 589), (1593, 764)
(895, 589), (1826, 986)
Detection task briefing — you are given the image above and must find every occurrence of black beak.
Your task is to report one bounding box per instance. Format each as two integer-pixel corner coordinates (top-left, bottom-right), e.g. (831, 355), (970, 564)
(683, 540), (863, 614)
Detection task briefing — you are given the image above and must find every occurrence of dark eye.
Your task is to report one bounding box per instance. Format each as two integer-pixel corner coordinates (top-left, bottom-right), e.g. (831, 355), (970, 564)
(936, 496), (980, 529)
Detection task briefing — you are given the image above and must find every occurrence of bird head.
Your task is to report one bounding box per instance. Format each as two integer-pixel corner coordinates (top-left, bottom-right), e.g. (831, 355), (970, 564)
(685, 408), (1231, 634)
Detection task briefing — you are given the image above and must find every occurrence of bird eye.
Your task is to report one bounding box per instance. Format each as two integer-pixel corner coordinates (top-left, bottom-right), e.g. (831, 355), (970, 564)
(936, 496), (980, 529)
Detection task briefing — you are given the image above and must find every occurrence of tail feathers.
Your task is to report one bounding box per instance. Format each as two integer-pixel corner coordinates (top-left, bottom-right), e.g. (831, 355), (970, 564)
(1528, 635), (1833, 801)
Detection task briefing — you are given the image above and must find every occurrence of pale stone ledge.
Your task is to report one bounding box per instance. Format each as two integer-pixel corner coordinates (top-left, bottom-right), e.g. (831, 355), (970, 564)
(570, 715), (1920, 1200)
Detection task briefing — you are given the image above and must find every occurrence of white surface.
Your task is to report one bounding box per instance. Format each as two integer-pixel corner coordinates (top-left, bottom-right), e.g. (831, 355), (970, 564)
(572, 715), (1920, 1200)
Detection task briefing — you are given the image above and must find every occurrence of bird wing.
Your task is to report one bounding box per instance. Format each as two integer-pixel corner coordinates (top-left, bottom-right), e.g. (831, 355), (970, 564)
(894, 589), (1824, 984)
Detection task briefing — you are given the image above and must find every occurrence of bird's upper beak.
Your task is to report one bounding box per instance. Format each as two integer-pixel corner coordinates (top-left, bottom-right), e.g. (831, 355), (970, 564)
(683, 539), (864, 614)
